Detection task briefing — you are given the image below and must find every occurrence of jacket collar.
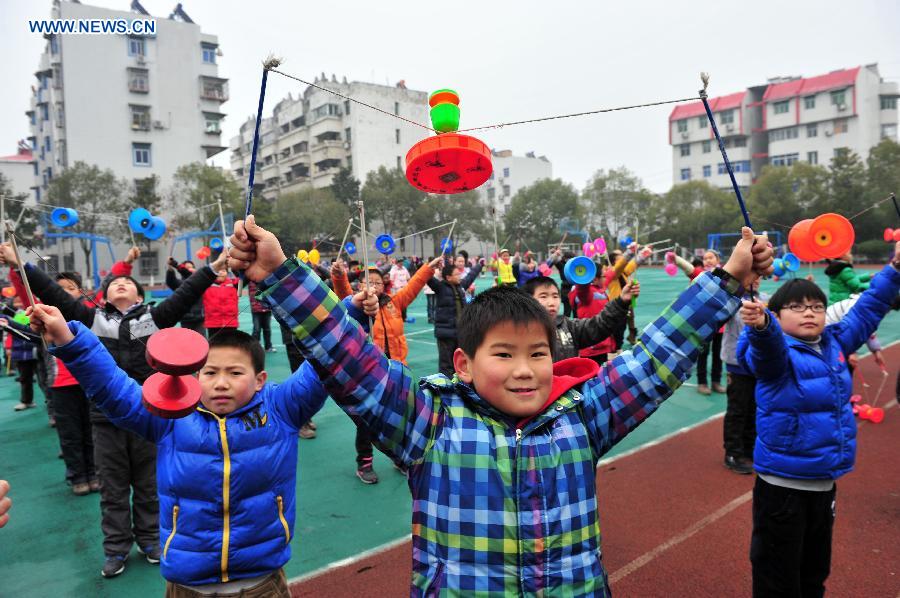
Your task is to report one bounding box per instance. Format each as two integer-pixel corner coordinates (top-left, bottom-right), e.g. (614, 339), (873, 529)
(195, 391), (266, 420)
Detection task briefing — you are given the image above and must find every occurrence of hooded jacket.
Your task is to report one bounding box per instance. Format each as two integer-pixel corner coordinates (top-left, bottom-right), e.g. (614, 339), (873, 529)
(426, 262), (483, 339)
(738, 264), (900, 480)
(824, 260), (871, 304)
(260, 259), (741, 597)
(554, 297), (629, 361)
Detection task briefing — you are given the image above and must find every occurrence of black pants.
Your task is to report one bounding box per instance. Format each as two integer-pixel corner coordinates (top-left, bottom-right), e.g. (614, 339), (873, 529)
(180, 319), (207, 337)
(724, 373), (757, 459)
(252, 311), (273, 349)
(561, 285), (573, 318)
(426, 295), (436, 322)
(436, 337), (458, 378)
(16, 360), (37, 405)
(280, 324), (305, 373)
(353, 415), (374, 467)
(93, 423), (159, 555)
(697, 331), (723, 386)
(51, 385), (95, 484)
(750, 476), (836, 598)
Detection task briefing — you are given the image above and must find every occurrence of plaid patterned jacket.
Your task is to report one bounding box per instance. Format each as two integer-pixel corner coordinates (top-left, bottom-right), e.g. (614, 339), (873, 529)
(259, 259), (740, 597)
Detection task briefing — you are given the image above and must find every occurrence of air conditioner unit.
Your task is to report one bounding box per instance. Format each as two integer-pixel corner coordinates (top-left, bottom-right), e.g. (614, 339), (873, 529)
(680, 132), (689, 139)
(152, 120), (165, 130)
(135, 56), (146, 65)
(343, 141), (351, 150)
(837, 104), (847, 111)
(824, 130), (833, 137)
(725, 124), (735, 132)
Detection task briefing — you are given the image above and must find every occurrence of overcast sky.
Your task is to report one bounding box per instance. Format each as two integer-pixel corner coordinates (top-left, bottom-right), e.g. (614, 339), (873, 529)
(3, 0), (899, 192)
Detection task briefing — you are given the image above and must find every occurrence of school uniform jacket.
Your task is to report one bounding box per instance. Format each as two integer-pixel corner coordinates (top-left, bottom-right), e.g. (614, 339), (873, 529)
(258, 258), (741, 597)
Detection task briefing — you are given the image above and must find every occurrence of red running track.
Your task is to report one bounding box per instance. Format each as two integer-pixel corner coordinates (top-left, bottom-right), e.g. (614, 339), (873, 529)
(292, 346), (900, 597)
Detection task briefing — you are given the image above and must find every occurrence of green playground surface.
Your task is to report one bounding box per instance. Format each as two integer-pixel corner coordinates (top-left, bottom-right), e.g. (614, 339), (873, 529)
(0, 266), (897, 596)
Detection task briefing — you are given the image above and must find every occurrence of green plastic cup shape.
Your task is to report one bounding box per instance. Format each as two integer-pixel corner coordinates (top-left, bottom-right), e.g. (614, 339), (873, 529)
(430, 103), (460, 133)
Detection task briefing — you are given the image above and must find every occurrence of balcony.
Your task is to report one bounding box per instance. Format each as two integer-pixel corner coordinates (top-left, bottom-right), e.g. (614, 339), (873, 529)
(200, 76), (229, 102)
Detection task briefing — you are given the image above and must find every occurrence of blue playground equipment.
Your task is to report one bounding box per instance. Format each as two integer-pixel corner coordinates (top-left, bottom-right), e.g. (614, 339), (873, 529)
(169, 212), (234, 262)
(706, 230), (784, 254)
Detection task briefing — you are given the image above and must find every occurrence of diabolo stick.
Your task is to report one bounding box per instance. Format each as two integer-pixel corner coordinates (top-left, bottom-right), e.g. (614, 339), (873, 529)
(334, 218), (354, 264)
(4, 222), (47, 350)
(357, 200), (374, 336)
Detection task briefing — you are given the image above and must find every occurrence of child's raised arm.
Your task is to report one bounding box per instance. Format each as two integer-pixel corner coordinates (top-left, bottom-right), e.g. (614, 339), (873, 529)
(578, 227), (772, 457)
(28, 304), (170, 442)
(736, 301), (789, 381)
(230, 217), (443, 466)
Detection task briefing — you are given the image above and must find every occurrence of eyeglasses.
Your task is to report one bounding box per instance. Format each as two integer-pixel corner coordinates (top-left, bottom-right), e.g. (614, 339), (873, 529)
(784, 303), (826, 313)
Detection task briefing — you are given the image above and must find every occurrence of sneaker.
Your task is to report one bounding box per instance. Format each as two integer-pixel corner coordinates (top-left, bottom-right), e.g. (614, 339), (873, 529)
(89, 478), (102, 493)
(298, 423), (316, 439)
(266, 347), (277, 353)
(356, 463), (379, 484)
(712, 383), (726, 394)
(72, 482), (91, 496)
(101, 553), (128, 578)
(48, 416), (57, 427)
(697, 384), (712, 396)
(13, 402), (36, 411)
(138, 545), (161, 565)
(724, 455), (753, 475)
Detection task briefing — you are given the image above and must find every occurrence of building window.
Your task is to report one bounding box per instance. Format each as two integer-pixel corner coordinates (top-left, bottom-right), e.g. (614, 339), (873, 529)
(127, 36), (145, 57)
(833, 118), (848, 134)
(774, 101), (790, 114)
(394, 101), (399, 115)
(680, 168), (691, 181)
(732, 137), (747, 148)
(44, 136), (51, 152)
(702, 140), (711, 153)
(702, 165), (711, 177)
(33, 162), (38, 176)
(719, 110), (734, 124)
(138, 250), (158, 276)
(344, 100), (350, 115)
(503, 184), (511, 196)
(503, 167), (510, 177)
(345, 128), (352, 144)
(40, 104), (49, 121)
(487, 187), (495, 200)
(768, 127), (799, 142)
(680, 144), (690, 157)
(201, 43), (217, 64)
(49, 35), (58, 55)
(346, 155), (352, 171)
(130, 105), (150, 130)
(770, 153), (799, 167)
(807, 123), (817, 138)
(717, 161), (751, 174)
(132, 143), (151, 166)
(881, 124), (897, 139)
(830, 89), (846, 106)
(128, 68), (149, 93)
(807, 151), (818, 165)
(201, 77), (228, 101)
(834, 147), (848, 159)
(396, 156), (401, 170)
(395, 129), (400, 144)
(804, 96), (816, 109)
(676, 120), (687, 133)
(698, 116), (707, 129)
(881, 97), (898, 110)
(204, 113), (223, 134)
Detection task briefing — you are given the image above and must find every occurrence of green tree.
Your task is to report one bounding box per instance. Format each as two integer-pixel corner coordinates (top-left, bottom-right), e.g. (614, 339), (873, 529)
(503, 179), (579, 255)
(167, 163), (244, 235)
(413, 191), (491, 256)
(0, 173), (39, 240)
(746, 162), (829, 241)
(360, 166), (424, 237)
(861, 138), (900, 248)
(46, 161), (128, 280)
(267, 187), (350, 256)
(582, 167), (656, 243)
(131, 174), (163, 215)
(823, 149), (866, 216)
(329, 167), (361, 207)
(654, 181), (739, 250)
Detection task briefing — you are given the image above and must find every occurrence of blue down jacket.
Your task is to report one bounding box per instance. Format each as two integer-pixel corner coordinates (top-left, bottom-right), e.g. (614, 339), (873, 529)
(51, 316), (339, 585)
(737, 264), (900, 480)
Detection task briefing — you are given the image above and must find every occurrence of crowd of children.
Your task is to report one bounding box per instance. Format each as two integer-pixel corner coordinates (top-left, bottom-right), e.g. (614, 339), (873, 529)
(2, 221), (899, 597)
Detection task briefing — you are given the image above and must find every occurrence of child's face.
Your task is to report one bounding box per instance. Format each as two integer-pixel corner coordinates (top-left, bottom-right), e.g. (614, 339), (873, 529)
(454, 256), (465, 270)
(12, 297), (22, 309)
(199, 347), (267, 416)
(445, 270), (460, 285)
(106, 277), (141, 305)
(500, 252), (510, 263)
(775, 298), (826, 340)
(453, 321), (553, 418)
(703, 251), (720, 269)
(57, 278), (81, 299)
(215, 270), (227, 284)
(366, 273), (384, 294)
(531, 284), (560, 316)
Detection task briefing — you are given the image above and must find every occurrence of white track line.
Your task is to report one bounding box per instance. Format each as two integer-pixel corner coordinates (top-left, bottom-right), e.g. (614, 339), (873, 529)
(288, 535), (411, 585)
(608, 490), (754, 584)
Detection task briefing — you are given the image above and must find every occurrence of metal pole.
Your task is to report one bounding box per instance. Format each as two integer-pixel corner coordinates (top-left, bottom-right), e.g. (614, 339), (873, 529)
(216, 199), (229, 248)
(334, 218), (353, 264)
(357, 200), (373, 336)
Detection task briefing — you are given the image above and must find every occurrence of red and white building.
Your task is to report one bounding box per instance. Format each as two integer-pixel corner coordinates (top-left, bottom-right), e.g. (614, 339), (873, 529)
(668, 64), (898, 187)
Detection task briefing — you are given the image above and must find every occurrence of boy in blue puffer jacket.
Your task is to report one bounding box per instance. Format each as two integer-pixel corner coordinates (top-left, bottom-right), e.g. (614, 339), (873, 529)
(26, 293), (377, 595)
(737, 241), (900, 598)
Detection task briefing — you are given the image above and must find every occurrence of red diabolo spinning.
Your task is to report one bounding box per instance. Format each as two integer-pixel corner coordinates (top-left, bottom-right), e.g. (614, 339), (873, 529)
(405, 89), (493, 194)
(142, 327), (209, 418)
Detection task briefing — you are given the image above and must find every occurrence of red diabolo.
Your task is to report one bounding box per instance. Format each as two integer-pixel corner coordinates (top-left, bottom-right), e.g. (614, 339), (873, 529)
(142, 327), (209, 419)
(405, 88), (493, 194)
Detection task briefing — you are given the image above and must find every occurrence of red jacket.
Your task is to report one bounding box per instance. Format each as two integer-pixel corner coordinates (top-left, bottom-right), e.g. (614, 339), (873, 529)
(569, 281), (617, 357)
(203, 278), (239, 328)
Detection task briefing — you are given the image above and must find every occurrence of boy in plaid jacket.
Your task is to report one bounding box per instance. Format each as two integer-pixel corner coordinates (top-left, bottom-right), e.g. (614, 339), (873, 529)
(229, 217), (773, 596)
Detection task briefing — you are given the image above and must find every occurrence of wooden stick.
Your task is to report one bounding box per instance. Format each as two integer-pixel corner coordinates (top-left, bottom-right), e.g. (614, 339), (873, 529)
(357, 201), (374, 336)
(5, 222), (47, 350)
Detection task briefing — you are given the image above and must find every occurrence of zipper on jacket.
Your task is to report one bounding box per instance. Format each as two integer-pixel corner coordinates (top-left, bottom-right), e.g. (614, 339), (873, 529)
(276, 495), (290, 544)
(163, 505), (179, 559)
(515, 428), (522, 443)
(198, 407), (234, 583)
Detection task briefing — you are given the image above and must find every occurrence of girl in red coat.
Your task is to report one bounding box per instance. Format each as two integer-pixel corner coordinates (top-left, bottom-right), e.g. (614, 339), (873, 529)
(203, 267), (240, 337)
(569, 265), (618, 366)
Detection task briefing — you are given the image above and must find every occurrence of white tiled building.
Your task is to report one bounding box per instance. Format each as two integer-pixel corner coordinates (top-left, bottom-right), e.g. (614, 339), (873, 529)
(480, 150), (553, 216)
(26, 0), (228, 282)
(669, 64), (899, 187)
(229, 77), (429, 198)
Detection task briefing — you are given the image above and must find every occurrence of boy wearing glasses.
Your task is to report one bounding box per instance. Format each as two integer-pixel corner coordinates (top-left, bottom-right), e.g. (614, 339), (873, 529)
(737, 242), (900, 597)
